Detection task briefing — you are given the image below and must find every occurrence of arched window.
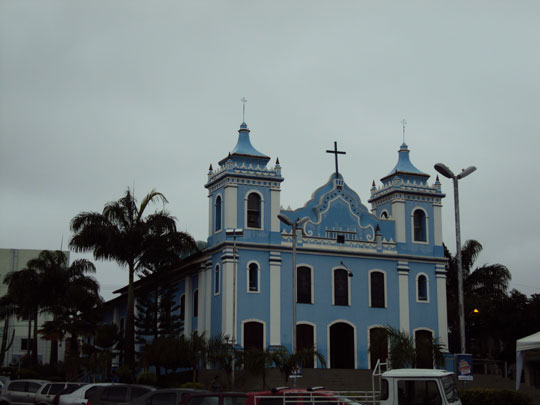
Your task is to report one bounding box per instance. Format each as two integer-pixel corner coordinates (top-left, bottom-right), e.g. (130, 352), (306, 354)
(214, 265), (220, 295)
(370, 271), (385, 308)
(215, 195), (222, 232)
(417, 274), (428, 302)
(297, 266), (312, 304)
(413, 209), (427, 242)
(193, 289), (199, 317)
(381, 211), (389, 219)
(334, 268), (349, 306)
(248, 262), (259, 292)
(179, 294), (185, 322)
(247, 193), (261, 228)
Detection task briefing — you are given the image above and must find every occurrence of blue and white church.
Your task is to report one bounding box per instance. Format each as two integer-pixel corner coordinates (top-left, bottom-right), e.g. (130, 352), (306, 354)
(107, 120), (448, 370)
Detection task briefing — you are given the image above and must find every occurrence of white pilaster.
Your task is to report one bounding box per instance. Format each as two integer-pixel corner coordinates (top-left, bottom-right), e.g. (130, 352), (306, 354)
(433, 203), (443, 246)
(197, 266), (206, 334)
(184, 276), (192, 336)
(224, 184), (238, 229)
(392, 200), (406, 243)
(208, 194), (213, 237)
(270, 188), (281, 232)
(436, 264), (449, 351)
(269, 251), (282, 345)
(205, 264), (212, 334)
(221, 251), (235, 338)
(398, 261), (410, 333)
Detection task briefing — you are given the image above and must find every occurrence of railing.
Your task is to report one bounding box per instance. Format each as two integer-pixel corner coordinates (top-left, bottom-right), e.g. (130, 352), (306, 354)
(252, 392), (380, 405)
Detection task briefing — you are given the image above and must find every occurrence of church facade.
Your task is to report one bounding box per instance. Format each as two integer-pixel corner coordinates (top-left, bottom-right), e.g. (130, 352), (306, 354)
(107, 120), (448, 370)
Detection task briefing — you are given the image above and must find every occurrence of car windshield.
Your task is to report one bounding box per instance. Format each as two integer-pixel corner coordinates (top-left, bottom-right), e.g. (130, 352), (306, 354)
(442, 376), (460, 403)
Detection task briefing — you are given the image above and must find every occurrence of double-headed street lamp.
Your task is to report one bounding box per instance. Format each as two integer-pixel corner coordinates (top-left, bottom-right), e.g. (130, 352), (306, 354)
(278, 214), (308, 353)
(434, 163), (476, 355)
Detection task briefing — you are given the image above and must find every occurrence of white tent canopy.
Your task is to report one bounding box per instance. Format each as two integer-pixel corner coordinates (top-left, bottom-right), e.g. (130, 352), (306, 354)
(516, 331), (540, 390)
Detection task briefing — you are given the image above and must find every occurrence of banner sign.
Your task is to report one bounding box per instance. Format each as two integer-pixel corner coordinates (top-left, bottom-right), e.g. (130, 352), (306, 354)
(457, 353), (473, 381)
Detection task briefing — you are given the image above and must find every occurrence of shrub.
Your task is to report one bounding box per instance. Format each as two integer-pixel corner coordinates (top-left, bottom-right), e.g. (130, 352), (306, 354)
(460, 389), (532, 405)
(17, 368), (38, 379)
(180, 382), (205, 389)
(116, 365), (135, 383)
(137, 372), (157, 386)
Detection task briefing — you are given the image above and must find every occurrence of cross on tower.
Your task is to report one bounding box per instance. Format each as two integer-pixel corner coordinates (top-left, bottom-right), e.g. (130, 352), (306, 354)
(326, 141), (346, 178)
(401, 119), (407, 143)
(241, 97), (247, 122)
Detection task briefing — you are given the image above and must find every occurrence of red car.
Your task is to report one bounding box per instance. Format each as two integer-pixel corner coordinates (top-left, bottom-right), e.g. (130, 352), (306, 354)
(179, 392), (248, 405)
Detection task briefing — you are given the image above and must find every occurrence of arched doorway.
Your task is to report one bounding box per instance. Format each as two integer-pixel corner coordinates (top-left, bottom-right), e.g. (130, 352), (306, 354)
(243, 321), (264, 350)
(329, 322), (355, 369)
(297, 324), (315, 368)
(369, 327), (388, 369)
(415, 329), (434, 369)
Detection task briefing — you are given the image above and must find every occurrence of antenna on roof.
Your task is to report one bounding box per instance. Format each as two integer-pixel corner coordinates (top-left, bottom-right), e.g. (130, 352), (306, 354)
(401, 118), (407, 143)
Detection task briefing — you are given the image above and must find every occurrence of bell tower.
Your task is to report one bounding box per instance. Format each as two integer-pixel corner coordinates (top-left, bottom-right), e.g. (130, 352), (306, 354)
(205, 122), (284, 247)
(368, 142), (445, 253)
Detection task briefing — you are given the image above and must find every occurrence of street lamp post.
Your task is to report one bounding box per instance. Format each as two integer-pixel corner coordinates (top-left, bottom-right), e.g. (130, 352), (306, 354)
(225, 227), (243, 388)
(434, 163), (476, 354)
(278, 214), (307, 353)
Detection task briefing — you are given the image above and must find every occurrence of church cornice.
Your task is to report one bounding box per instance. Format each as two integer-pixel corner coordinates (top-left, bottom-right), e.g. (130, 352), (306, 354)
(205, 161), (283, 189)
(206, 175), (283, 194)
(368, 180), (445, 204)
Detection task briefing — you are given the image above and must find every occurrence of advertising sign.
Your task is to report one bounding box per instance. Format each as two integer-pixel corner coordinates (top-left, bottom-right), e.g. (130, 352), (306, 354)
(457, 353), (473, 381)
(289, 363), (303, 379)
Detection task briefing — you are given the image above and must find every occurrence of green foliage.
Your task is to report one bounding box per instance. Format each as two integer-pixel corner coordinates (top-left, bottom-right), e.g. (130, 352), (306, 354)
(69, 188), (197, 367)
(266, 346), (327, 384)
(180, 382), (206, 389)
(137, 372), (158, 386)
(116, 364), (135, 383)
(384, 326), (445, 369)
(460, 389), (532, 405)
(17, 368), (38, 379)
(157, 371), (192, 388)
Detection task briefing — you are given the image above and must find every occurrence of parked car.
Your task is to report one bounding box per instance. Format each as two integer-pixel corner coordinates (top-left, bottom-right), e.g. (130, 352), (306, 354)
(58, 384), (114, 405)
(35, 383), (86, 405)
(132, 389), (208, 405)
(51, 384), (87, 405)
(85, 384), (154, 405)
(0, 380), (50, 405)
(179, 393), (247, 405)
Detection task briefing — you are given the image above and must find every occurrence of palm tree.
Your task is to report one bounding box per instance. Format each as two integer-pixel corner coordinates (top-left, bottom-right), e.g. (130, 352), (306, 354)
(444, 240), (511, 354)
(36, 251), (102, 360)
(383, 327), (445, 369)
(269, 346), (327, 384)
(3, 266), (41, 364)
(0, 295), (16, 366)
(21, 250), (98, 363)
(69, 188), (197, 367)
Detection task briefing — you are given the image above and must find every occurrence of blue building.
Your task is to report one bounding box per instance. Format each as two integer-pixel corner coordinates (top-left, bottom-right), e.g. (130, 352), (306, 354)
(106, 120), (448, 370)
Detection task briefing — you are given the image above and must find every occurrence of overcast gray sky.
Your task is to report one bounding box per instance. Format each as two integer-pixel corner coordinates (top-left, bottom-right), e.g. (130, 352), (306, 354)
(1, 1), (539, 301)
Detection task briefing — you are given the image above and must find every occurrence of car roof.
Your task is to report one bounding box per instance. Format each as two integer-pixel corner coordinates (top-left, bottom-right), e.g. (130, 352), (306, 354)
(9, 379), (49, 384)
(67, 383), (116, 394)
(382, 368), (454, 378)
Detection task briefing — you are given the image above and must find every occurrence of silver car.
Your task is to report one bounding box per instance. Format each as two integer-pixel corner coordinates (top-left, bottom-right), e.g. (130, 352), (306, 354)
(131, 389), (208, 405)
(0, 379), (49, 405)
(35, 383), (85, 405)
(58, 384), (114, 405)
